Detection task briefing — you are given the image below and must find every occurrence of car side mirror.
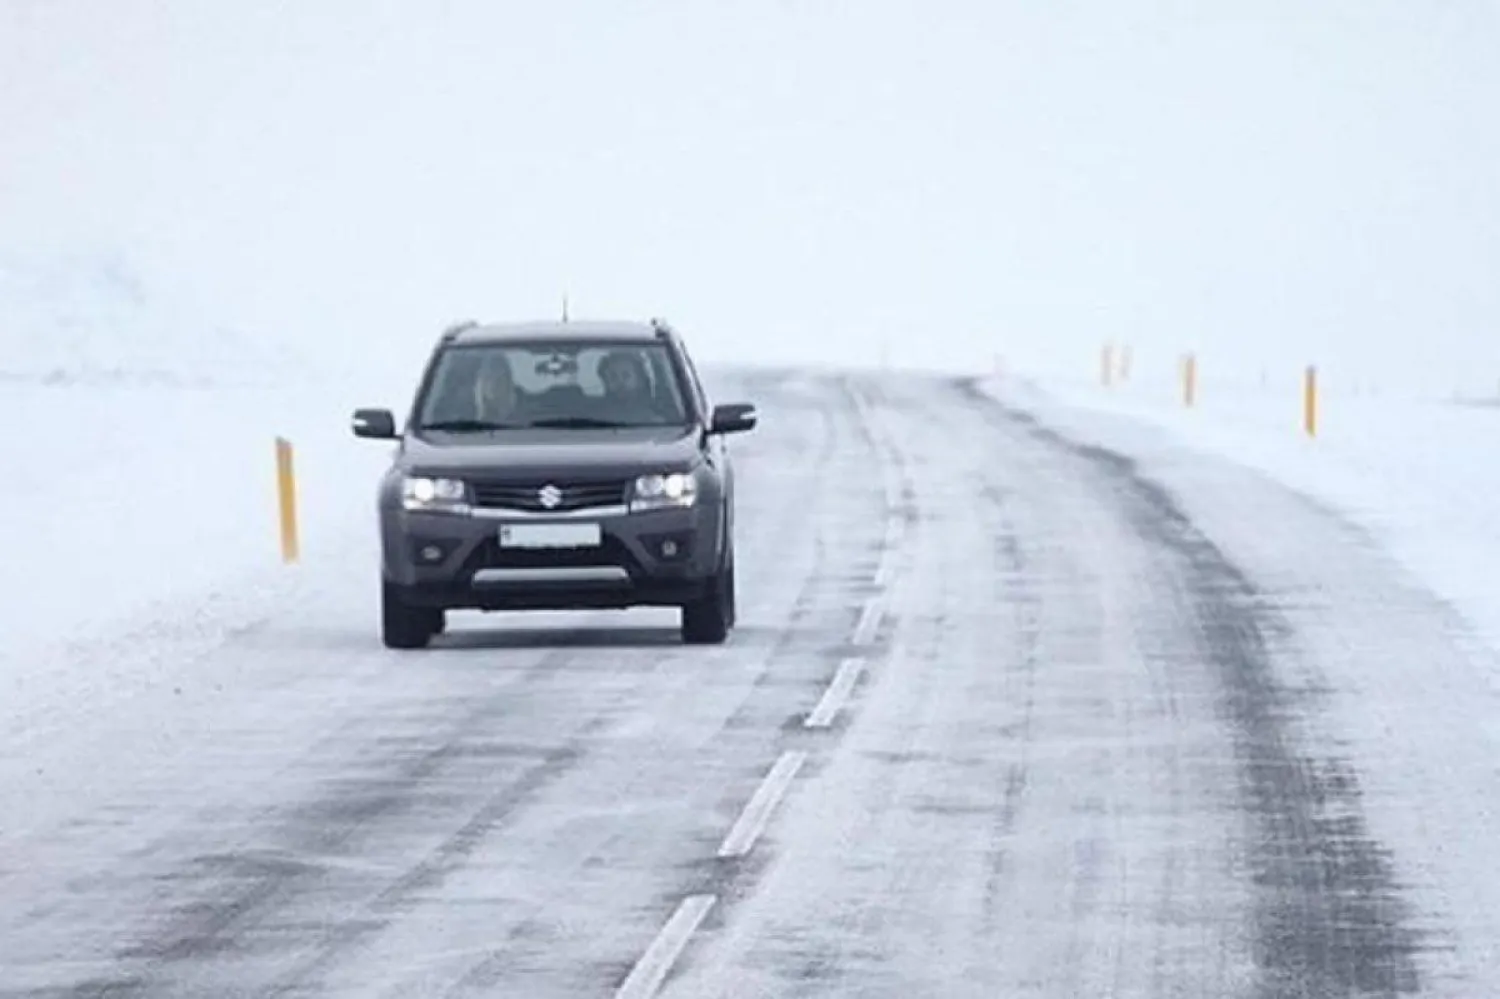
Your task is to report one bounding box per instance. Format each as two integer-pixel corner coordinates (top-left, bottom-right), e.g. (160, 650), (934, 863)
(352, 408), (398, 440)
(709, 403), (758, 435)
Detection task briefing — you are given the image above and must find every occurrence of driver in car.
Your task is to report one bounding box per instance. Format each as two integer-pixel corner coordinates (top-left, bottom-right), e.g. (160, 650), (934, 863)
(472, 352), (528, 424)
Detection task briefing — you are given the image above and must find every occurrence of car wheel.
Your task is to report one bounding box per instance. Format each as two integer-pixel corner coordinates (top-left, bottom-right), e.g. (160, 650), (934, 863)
(682, 560), (732, 645)
(382, 581), (434, 650)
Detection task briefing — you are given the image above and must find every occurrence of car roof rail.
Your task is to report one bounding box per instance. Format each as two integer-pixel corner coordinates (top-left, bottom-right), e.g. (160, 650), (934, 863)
(440, 319), (479, 342)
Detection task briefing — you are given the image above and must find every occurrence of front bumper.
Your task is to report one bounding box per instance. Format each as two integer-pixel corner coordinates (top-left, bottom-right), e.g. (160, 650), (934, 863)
(381, 503), (721, 611)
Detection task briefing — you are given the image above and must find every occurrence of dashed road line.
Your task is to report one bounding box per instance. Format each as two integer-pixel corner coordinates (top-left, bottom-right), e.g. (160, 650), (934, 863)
(872, 518), (902, 586)
(615, 894), (717, 999)
(805, 657), (865, 729)
(851, 598), (885, 646)
(872, 528), (895, 585)
(716, 751), (808, 859)
(887, 511), (906, 543)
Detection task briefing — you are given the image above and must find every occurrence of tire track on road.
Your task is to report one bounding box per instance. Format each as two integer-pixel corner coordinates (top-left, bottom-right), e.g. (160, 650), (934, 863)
(964, 377), (1427, 997)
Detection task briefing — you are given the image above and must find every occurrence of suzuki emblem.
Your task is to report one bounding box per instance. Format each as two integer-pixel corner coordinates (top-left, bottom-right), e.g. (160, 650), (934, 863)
(538, 484), (563, 509)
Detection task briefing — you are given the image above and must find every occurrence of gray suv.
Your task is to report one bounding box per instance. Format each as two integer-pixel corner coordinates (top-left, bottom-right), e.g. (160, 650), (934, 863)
(351, 318), (757, 649)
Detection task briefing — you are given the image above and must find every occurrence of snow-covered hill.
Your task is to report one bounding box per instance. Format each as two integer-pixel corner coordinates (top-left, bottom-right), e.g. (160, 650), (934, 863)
(0, 252), (305, 387)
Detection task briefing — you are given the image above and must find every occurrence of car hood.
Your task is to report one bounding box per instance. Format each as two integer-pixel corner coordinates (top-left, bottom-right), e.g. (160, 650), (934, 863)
(396, 426), (703, 481)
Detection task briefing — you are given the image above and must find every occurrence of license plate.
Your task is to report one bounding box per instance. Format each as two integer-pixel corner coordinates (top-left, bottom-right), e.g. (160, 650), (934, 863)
(499, 522), (602, 549)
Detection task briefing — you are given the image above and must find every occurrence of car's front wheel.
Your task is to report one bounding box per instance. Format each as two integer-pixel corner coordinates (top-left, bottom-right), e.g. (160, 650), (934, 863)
(382, 581), (440, 650)
(681, 557), (733, 645)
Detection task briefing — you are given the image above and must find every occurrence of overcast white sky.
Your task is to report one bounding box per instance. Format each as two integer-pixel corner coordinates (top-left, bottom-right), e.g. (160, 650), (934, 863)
(2, 1), (1497, 387)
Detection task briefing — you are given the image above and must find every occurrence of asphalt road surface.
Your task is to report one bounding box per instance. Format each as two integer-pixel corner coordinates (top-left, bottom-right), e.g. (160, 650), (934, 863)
(0, 370), (1462, 996)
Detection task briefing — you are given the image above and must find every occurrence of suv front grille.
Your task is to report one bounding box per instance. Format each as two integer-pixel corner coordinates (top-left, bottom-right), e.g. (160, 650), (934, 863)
(470, 479), (629, 512)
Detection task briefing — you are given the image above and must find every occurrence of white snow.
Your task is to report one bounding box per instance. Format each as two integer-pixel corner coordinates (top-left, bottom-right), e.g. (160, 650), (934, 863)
(0, 252), (306, 387)
(0, 380), (389, 737)
(0, 260), (391, 796)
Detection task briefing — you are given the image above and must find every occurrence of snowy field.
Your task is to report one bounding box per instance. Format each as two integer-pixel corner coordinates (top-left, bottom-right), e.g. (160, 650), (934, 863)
(0, 265), (392, 834)
(0, 380), (390, 829)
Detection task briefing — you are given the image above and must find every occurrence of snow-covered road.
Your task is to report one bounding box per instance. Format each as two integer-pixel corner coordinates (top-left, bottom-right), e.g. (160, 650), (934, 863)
(2, 371), (1496, 996)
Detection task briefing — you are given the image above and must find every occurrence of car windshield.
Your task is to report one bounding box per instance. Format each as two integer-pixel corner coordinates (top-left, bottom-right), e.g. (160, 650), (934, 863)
(415, 340), (692, 430)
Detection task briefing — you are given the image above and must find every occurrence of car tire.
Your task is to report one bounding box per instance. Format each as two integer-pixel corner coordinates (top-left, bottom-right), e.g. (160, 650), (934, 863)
(682, 559), (733, 645)
(382, 581), (435, 650)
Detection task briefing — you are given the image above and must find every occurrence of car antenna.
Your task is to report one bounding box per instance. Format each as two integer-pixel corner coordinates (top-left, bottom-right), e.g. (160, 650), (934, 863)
(561, 294), (569, 322)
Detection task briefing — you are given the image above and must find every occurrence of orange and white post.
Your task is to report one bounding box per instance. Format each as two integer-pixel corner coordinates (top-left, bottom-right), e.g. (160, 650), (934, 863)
(276, 437), (300, 563)
(1303, 366), (1318, 438)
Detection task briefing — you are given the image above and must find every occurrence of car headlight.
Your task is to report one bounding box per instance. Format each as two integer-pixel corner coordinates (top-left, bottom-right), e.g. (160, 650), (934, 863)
(402, 476), (470, 513)
(630, 472), (697, 511)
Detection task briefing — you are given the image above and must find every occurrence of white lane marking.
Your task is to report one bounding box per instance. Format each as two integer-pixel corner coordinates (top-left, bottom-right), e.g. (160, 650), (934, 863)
(851, 598), (885, 646)
(615, 894), (717, 999)
(882, 472), (901, 510)
(716, 751), (808, 859)
(805, 657), (865, 728)
(872, 532), (900, 585)
(886, 512), (906, 542)
(872, 509), (905, 587)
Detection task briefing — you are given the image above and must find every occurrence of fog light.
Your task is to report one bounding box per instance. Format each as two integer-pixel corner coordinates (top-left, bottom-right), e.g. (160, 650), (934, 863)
(644, 532), (693, 561)
(420, 545), (445, 563)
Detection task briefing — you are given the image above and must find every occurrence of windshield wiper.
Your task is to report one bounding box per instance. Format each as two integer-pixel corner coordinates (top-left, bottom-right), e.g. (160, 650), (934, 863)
(417, 419), (521, 432)
(524, 416), (632, 428)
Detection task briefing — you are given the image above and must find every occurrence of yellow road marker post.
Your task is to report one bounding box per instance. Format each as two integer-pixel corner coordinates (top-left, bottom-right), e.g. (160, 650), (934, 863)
(276, 437), (300, 563)
(1303, 365), (1318, 438)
